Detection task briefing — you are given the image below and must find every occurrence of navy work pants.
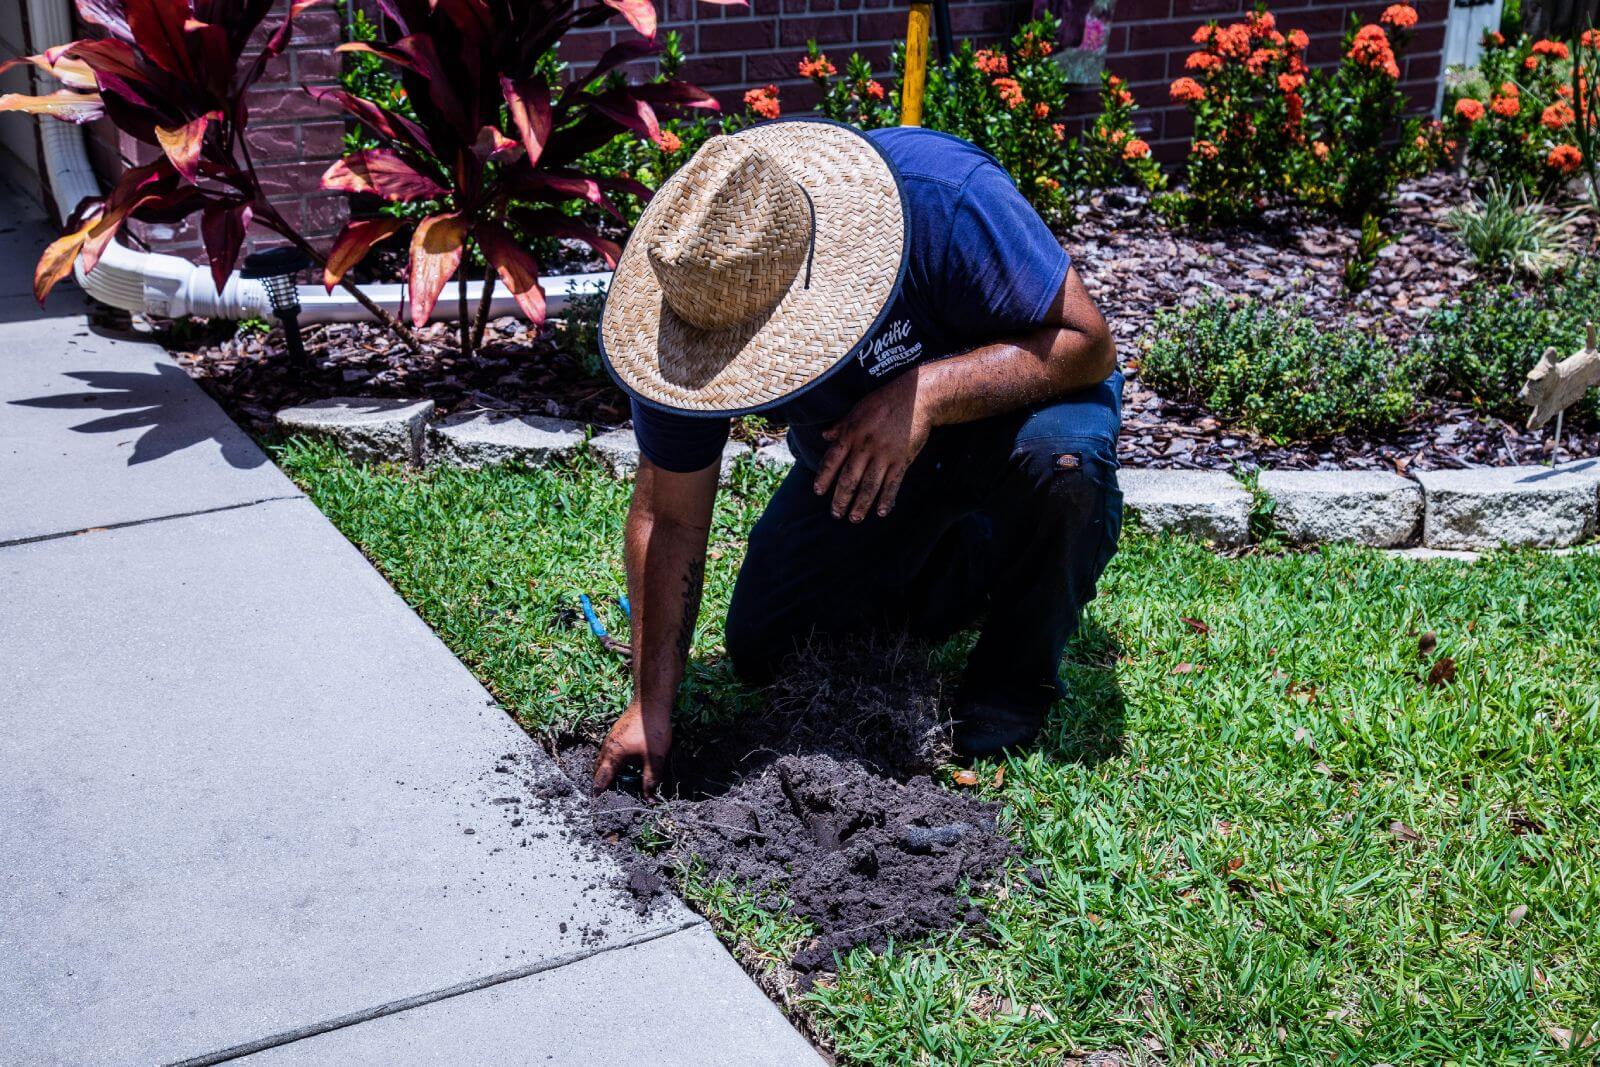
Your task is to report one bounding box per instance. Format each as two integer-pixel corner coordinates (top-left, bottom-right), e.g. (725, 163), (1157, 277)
(725, 372), (1124, 706)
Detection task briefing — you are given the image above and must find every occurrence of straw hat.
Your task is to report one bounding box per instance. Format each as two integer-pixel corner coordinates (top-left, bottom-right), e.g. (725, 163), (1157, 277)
(599, 119), (907, 415)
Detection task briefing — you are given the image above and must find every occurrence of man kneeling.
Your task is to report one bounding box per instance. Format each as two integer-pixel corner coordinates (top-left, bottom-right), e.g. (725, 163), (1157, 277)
(593, 119), (1123, 793)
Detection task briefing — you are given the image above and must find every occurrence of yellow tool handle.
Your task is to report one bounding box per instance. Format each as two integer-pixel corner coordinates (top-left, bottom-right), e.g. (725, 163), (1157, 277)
(900, 1), (931, 126)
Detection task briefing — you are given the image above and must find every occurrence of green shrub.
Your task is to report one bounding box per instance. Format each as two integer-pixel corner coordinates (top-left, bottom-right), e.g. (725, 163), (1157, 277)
(1419, 257), (1600, 420)
(1140, 300), (1421, 441)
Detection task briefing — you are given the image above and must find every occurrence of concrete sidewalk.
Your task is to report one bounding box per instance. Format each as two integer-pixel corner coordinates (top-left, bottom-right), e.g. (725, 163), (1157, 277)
(0, 185), (820, 1065)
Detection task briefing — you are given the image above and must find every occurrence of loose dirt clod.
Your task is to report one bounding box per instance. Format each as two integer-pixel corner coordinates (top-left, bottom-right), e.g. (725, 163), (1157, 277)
(555, 641), (1016, 979)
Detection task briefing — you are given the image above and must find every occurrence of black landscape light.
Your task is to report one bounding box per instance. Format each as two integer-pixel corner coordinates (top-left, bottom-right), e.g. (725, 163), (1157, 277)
(242, 245), (313, 366)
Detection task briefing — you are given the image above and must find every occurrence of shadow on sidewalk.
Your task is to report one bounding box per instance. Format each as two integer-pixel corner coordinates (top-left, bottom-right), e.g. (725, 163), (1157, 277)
(8, 360), (267, 469)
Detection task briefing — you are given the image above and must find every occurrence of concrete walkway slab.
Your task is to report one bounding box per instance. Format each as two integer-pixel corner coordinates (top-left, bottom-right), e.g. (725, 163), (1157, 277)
(0, 326), (300, 543)
(239, 924), (821, 1066)
(0, 498), (698, 1066)
(0, 177), (88, 321)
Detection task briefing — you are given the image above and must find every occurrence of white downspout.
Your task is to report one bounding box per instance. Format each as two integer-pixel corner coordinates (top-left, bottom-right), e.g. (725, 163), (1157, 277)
(26, 0), (605, 323)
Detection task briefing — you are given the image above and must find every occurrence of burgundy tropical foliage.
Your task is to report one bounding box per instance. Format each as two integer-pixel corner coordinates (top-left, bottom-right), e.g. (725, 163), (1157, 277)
(315, 0), (735, 343)
(0, 0), (336, 307)
(3, 0), (736, 354)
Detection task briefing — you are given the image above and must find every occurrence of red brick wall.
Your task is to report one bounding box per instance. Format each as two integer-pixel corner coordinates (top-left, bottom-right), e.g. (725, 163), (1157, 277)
(86, 0), (1447, 270)
(561, 0), (1448, 161)
(84, 0), (349, 264)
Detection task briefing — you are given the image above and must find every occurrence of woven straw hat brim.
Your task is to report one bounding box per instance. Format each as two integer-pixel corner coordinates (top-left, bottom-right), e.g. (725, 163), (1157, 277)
(599, 119), (907, 416)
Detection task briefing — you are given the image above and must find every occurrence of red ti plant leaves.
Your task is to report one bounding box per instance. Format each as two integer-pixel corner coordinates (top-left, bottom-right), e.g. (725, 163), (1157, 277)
(155, 110), (220, 182)
(500, 76), (553, 165)
(200, 201), (252, 293)
(323, 217), (407, 292)
(408, 213), (468, 326)
(602, 0), (658, 40)
(475, 222), (547, 323)
(34, 220), (97, 304)
(16, 0), (369, 320)
(0, 89), (105, 123)
(321, 149), (448, 202)
(514, 209), (623, 268)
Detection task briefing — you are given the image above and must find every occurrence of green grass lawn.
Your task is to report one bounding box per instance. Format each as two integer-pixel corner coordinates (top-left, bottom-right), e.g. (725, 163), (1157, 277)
(279, 439), (1600, 1065)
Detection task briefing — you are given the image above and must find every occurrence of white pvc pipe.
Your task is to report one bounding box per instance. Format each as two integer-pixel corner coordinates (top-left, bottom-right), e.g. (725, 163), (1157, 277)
(28, 0), (605, 323)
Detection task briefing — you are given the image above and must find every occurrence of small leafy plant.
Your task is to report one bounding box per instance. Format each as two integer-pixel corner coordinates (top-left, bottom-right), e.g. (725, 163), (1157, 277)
(1418, 257), (1600, 420)
(1141, 298), (1421, 440)
(1445, 179), (1580, 278)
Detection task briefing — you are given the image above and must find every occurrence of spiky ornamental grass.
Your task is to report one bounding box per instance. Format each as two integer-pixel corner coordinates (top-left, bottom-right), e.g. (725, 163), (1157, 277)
(280, 440), (1600, 1065)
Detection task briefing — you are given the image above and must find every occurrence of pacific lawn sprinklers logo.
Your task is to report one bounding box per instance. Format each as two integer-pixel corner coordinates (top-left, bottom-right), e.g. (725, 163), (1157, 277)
(860, 318), (922, 377)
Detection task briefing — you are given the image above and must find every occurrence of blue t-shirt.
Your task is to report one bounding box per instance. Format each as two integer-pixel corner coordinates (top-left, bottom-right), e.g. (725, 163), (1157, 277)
(631, 126), (1072, 472)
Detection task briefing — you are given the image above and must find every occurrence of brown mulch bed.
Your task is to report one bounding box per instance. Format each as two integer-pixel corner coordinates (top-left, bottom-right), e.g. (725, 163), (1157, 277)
(170, 172), (1600, 470)
(1071, 173), (1600, 471)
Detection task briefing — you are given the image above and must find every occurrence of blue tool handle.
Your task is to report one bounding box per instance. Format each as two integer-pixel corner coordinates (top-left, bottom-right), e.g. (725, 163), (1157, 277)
(578, 593), (608, 639)
(619, 595), (632, 619)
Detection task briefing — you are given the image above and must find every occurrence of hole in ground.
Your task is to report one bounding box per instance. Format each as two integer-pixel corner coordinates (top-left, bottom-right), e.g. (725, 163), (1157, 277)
(551, 636), (1019, 980)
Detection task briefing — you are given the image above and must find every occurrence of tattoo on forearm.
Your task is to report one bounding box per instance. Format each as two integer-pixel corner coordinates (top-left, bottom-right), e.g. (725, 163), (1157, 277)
(675, 555), (705, 664)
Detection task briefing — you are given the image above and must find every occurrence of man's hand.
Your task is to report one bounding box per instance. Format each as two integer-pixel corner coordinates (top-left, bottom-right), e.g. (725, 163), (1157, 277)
(593, 700), (672, 795)
(813, 369), (933, 522)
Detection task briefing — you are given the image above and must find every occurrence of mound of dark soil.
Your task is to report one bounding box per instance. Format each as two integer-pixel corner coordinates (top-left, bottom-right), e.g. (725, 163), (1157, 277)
(554, 644), (1016, 979)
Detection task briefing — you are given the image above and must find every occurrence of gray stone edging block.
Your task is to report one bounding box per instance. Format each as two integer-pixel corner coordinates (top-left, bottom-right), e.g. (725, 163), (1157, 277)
(754, 438), (795, 470)
(589, 427), (751, 485)
(276, 397), (433, 465)
(1118, 468), (1251, 547)
(1415, 463), (1600, 550)
(1258, 469), (1421, 547)
(428, 411), (585, 469)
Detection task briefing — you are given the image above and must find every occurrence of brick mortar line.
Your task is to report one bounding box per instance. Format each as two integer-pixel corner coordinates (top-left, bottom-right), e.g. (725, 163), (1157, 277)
(164, 917), (708, 1067)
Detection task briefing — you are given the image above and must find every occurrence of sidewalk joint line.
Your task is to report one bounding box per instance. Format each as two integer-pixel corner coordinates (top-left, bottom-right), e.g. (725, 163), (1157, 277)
(164, 917), (707, 1067)
(0, 494), (305, 549)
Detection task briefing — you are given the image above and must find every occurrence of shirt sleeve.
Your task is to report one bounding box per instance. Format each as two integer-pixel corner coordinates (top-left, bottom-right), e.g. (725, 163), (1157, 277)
(940, 164), (1071, 332)
(629, 398), (731, 474)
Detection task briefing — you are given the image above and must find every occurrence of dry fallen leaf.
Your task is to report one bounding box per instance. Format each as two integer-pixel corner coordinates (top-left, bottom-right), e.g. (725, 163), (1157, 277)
(951, 769), (980, 788)
(1224, 855), (1245, 873)
(1085, 911), (1104, 926)
(1292, 725), (1315, 748)
(1548, 1025), (1597, 1050)
(1172, 662), (1204, 675)
(1507, 904), (1529, 927)
(991, 765), (1006, 788)
(1181, 616), (1211, 636)
(1427, 657), (1457, 687)
(1389, 820), (1423, 844)
(1417, 631), (1437, 656)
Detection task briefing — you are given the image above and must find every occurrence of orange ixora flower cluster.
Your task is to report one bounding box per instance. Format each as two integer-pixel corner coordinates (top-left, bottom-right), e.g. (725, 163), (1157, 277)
(1380, 4), (1418, 30)
(1107, 74), (1134, 106)
(1548, 143), (1584, 174)
(657, 129), (682, 153)
(743, 84), (780, 119)
(1490, 81), (1521, 117)
(974, 48), (1008, 75)
(992, 76), (1025, 110)
(797, 54), (836, 79)
(1455, 97), (1486, 122)
(1542, 102), (1576, 129)
(1348, 24), (1400, 78)
(1122, 138), (1151, 160)
(1016, 27), (1053, 60)
(1169, 76), (1205, 103)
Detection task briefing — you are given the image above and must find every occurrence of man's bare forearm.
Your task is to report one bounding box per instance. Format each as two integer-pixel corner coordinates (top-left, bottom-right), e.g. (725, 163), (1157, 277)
(624, 461), (718, 720)
(919, 264), (1115, 428)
